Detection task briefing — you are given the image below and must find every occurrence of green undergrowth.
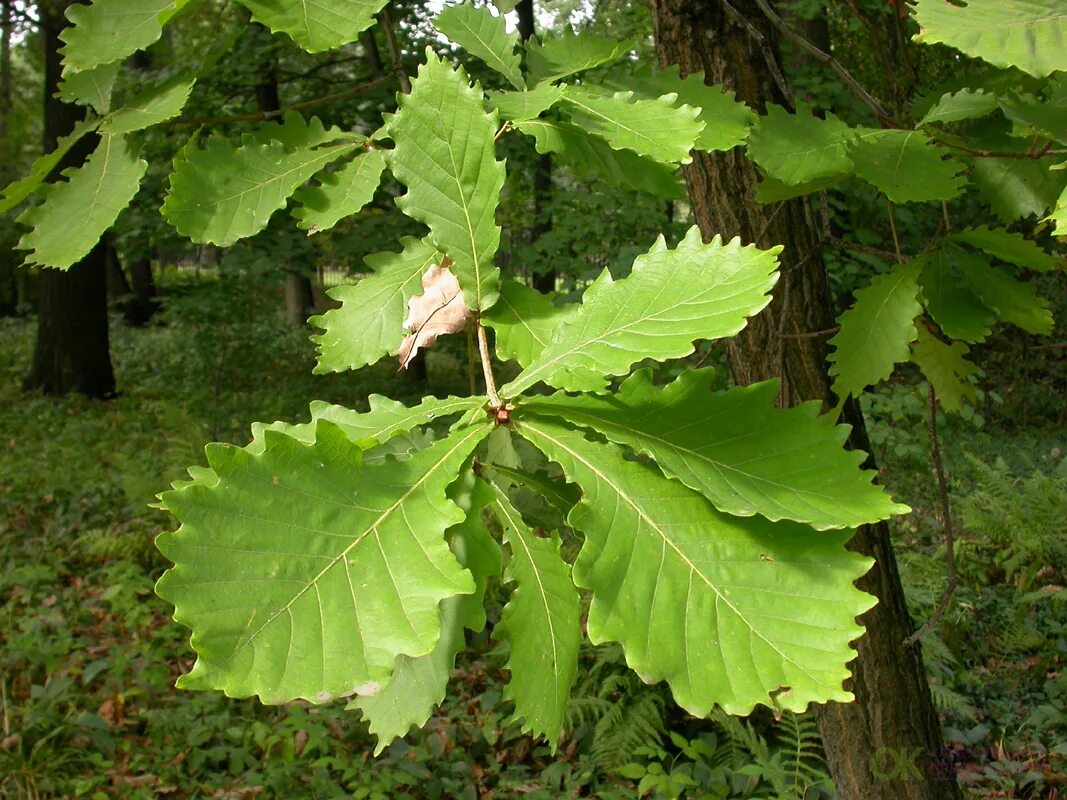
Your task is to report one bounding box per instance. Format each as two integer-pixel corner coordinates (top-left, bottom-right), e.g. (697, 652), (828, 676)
(2, 274), (1063, 798)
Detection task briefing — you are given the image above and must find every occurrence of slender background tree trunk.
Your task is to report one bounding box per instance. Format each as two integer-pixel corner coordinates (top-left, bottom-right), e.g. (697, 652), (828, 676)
(24, 0), (116, 398)
(648, 2), (961, 798)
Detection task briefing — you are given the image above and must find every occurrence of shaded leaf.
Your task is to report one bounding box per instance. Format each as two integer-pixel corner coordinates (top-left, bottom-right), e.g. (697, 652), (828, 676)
(516, 417), (875, 717)
(156, 421), (492, 704)
(503, 227), (780, 396)
(559, 85), (703, 164)
(61, 0), (191, 74)
(917, 248), (996, 343)
(971, 153), (1066, 221)
(918, 89), (999, 127)
(292, 149), (387, 234)
(522, 369), (908, 530)
(489, 484), (579, 750)
(17, 134), (147, 270)
(104, 75), (196, 135)
(747, 102), (855, 185)
(311, 237), (441, 373)
(235, 0), (387, 53)
(487, 84), (564, 122)
(955, 251), (1054, 335)
(910, 325), (979, 413)
(514, 118), (684, 199)
(434, 2), (523, 89)
(398, 262), (472, 368)
(0, 118), (100, 213)
(481, 280), (575, 368)
(950, 225), (1061, 272)
(848, 129), (966, 203)
(388, 50), (505, 311)
(56, 61), (121, 113)
(526, 28), (633, 85)
(828, 264), (923, 400)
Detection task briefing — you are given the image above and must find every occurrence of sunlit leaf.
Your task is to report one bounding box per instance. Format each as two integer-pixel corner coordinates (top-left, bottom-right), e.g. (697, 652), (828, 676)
(435, 1), (523, 89)
(747, 102), (855, 185)
(516, 418), (875, 717)
(235, 0), (387, 52)
(522, 369), (908, 530)
(504, 227), (780, 396)
(847, 129), (966, 203)
(104, 75), (196, 134)
(482, 280), (575, 368)
(526, 27), (633, 85)
(292, 149), (387, 234)
(61, 0), (193, 74)
(56, 61), (121, 113)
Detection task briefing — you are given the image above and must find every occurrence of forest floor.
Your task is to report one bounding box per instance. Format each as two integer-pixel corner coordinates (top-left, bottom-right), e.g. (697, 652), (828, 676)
(1, 273), (1063, 799)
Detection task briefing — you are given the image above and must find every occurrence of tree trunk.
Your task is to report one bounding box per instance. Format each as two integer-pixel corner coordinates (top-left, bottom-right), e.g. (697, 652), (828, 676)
(249, 22), (316, 326)
(125, 256), (158, 325)
(515, 0), (556, 294)
(0, 0), (17, 317)
(105, 236), (132, 299)
(648, 3), (961, 799)
(24, 0), (115, 398)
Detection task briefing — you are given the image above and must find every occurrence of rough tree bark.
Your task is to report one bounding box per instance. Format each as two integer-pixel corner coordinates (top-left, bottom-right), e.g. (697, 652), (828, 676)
(0, 0), (18, 317)
(648, 2), (962, 798)
(23, 0), (115, 397)
(515, 0), (556, 294)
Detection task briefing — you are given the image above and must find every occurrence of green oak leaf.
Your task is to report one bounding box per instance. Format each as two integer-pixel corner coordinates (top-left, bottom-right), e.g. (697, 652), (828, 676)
(1051, 187), (1067, 236)
(910, 325), (979, 413)
(521, 368), (908, 530)
(525, 27), (633, 85)
(503, 226), (780, 396)
(955, 251), (1054, 335)
(244, 112), (354, 150)
(61, 0), (193, 74)
(997, 92), (1067, 143)
(162, 132), (355, 246)
(17, 134), (147, 270)
(918, 89), (999, 127)
(103, 75), (196, 135)
(489, 483), (579, 750)
(156, 420), (492, 704)
(56, 61), (121, 113)
(848, 128), (966, 203)
(971, 153), (1066, 222)
(481, 280), (575, 368)
(828, 263), (923, 401)
(604, 64), (755, 153)
(516, 417), (875, 717)
(350, 475), (501, 755)
(487, 84), (564, 122)
(747, 102), (855, 186)
(235, 0), (387, 53)
(514, 118), (684, 199)
(310, 236), (441, 373)
(916, 248), (996, 343)
(559, 85), (704, 164)
(0, 118), (100, 213)
(249, 394), (485, 452)
(913, 0), (1067, 78)
(950, 225), (1061, 272)
(292, 149), (387, 234)
(434, 2), (523, 89)
(755, 173), (844, 203)
(387, 50), (505, 311)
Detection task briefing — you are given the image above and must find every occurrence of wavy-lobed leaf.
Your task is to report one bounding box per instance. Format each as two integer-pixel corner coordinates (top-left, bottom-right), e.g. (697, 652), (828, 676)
(17, 134), (147, 269)
(61, 0), (192, 74)
(918, 88), (999, 127)
(910, 325), (978, 413)
(162, 132), (354, 246)
(521, 369), (908, 530)
(311, 236), (442, 373)
(971, 151), (1066, 222)
(292, 149), (387, 234)
(559, 86), (703, 164)
(516, 418), (875, 717)
(747, 102), (855, 185)
(236, 0), (387, 52)
(351, 476), (501, 754)
(950, 225), (1061, 272)
(388, 50), (505, 311)
(487, 84), (564, 121)
(525, 28), (633, 85)
(604, 64), (755, 153)
(917, 249), (996, 343)
(828, 264), (923, 401)
(434, 2), (523, 89)
(482, 280), (575, 368)
(913, 0), (1067, 78)
(503, 227), (780, 396)
(56, 61), (121, 113)
(104, 75), (196, 135)
(488, 483), (579, 750)
(156, 420), (492, 704)
(514, 118), (684, 198)
(848, 128), (966, 203)
(0, 118), (100, 213)
(956, 252), (1054, 335)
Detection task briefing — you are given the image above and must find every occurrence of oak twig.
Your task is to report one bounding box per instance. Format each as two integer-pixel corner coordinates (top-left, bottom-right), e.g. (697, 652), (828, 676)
(905, 384), (959, 647)
(476, 322), (502, 409)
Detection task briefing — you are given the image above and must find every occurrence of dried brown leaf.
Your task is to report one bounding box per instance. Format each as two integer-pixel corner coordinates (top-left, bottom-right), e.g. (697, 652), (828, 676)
(398, 260), (471, 367)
